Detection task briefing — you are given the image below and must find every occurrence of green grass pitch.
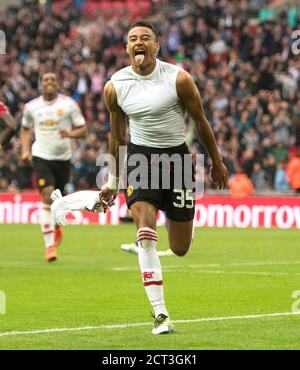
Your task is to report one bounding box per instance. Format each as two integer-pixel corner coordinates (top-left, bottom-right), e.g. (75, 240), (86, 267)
(0, 224), (299, 349)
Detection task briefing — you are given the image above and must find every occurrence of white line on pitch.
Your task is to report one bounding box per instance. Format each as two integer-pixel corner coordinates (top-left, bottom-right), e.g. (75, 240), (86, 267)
(201, 260), (300, 268)
(0, 312), (299, 338)
(112, 260), (300, 272)
(113, 266), (300, 276)
(184, 270), (300, 277)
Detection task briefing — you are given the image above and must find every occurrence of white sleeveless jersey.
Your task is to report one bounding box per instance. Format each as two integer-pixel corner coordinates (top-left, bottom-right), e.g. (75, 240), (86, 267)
(111, 59), (185, 148)
(22, 94), (85, 161)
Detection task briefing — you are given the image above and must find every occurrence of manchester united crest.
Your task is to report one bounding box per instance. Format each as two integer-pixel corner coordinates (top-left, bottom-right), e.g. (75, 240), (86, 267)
(127, 185), (134, 197)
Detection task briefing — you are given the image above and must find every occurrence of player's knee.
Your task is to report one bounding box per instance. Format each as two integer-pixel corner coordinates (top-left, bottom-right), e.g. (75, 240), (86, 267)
(172, 250), (188, 257)
(170, 240), (192, 257)
(132, 204), (144, 223)
(173, 248), (189, 257)
(131, 204), (157, 230)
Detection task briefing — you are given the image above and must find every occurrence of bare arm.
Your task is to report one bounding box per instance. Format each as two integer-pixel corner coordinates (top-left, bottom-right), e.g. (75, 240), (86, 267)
(89, 82), (127, 212)
(20, 126), (32, 162)
(103, 81), (127, 179)
(176, 70), (228, 189)
(0, 112), (17, 147)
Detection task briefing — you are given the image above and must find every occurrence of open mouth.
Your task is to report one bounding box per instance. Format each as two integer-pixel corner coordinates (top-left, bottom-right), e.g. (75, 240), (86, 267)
(134, 49), (146, 56)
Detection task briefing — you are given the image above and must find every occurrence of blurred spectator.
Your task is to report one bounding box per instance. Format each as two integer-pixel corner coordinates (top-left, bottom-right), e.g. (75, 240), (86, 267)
(240, 149), (255, 178)
(251, 162), (268, 190)
(273, 110), (291, 147)
(0, 177), (9, 191)
(274, 161), (290, 192)
(228, 169), (255, 198)
(243, 128), (259, 152)
(263, 154), (276, 189)
(270, 142), (289, 164)
(286, 152), (300, 194)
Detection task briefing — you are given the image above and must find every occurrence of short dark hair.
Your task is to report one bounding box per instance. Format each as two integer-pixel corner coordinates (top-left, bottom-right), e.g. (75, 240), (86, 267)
(128, 21), (159, 41)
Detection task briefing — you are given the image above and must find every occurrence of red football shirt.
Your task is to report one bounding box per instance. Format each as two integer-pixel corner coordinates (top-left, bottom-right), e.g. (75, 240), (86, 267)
(0, 101), (9, 116)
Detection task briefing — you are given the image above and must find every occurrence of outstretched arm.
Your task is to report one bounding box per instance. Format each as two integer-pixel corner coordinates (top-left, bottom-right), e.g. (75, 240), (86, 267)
(176, 70), (228, 190)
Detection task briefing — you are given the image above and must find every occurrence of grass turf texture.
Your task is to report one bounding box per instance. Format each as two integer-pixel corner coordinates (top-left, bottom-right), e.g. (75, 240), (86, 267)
(0, 224), (299, 350)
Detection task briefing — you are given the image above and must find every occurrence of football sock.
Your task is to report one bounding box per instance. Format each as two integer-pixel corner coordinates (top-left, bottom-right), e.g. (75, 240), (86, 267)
(40, 203), (55, 248)
(137, 227), (168, 318)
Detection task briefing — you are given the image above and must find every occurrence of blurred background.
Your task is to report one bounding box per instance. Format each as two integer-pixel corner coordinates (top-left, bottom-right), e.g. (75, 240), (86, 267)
(0, 0), (299, 196)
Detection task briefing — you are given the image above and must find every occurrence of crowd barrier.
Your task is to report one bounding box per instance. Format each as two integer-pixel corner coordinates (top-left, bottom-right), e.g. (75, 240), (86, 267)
(0, 193), (300, 229)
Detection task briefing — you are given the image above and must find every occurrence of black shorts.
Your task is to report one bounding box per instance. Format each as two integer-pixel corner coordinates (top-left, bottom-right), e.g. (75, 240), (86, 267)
(33, 156), (71, 194)
(125, 143), (195, 222)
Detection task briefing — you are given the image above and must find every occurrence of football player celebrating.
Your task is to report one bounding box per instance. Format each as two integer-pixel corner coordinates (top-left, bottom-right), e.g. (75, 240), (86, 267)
(20, 73), (86, 262)
(51, 22), (228, 335)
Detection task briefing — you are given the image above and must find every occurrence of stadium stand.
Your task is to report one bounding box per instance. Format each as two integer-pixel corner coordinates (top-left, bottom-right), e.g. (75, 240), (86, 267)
(0, 0), (299, 193)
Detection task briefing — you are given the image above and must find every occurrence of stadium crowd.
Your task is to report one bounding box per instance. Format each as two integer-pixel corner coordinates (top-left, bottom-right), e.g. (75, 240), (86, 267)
(0, 0), (299, 193)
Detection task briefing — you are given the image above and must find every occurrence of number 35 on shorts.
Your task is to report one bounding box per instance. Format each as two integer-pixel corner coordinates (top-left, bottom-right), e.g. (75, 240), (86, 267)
(173, 189), (194, 209)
